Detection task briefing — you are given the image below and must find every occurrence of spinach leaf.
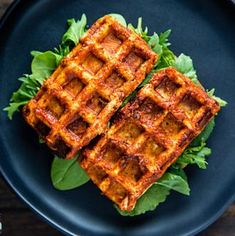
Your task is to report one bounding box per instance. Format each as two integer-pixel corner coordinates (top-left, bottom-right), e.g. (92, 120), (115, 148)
(51, 156), (89, 190)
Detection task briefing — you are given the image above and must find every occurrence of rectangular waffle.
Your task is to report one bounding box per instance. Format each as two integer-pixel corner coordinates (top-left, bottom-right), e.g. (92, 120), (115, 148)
(23, 15), (157, 159)
(81, 67), (220, 211)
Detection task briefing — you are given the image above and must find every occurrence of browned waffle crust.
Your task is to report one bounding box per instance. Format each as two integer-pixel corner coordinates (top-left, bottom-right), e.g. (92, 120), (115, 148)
(81, 67), (220, 211)
(22, 16), (157, 159)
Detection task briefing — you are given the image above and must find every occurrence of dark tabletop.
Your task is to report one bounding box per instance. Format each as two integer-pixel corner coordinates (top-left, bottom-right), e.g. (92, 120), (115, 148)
(0, 1), (235, 235)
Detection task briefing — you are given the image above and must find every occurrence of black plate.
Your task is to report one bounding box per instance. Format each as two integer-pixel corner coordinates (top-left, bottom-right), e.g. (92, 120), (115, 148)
(0, 0), (235, 235)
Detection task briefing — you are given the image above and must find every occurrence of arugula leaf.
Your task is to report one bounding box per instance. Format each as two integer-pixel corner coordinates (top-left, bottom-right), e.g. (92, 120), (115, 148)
(156, 48), (175, 69)
(4, 74), (40, 119)
(156, 172), (190, 195)
(190, 118), (215, 147)
(31, 51), (63, 84)
(31, 50), (43, 57)
(51, 156), (89, 190)
(116, 185), (170, 216)
(62, 14), (87, 46)
(159, 29), (172, 48)
(128, 17), (149, 41)
(109, 13), (127, 27)
(173, 53), (198, 84)
(207, 88), (227, 107)
(3, 101), (28, 120)
(116, 168), (189, 216)
(4, 15), (87, 119)
(146, 30), (176, 70)
(138, 69), (157, 88)
(174, 142), (211, 169)
(4, 51), (61, 119)
(169, 166), (188, 181)
(148, 33), (162, 55)
(120, 90), (137, 109)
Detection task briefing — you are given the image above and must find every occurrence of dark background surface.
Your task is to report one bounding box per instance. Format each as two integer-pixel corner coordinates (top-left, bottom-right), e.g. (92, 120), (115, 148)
(1, 175), (235, 236)
(0, 0), (235, 235)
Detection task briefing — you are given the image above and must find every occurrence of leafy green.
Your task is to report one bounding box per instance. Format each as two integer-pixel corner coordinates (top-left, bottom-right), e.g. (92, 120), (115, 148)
(4, 15), (87, 119)
(32, 51), (63, 83)
(120, 91), (137, 109)
(62, 14), (87, 47)
(156, 172), (190, 195)
(138, 69), (156, 88)
(4, 51), (61, 120)
(169, 166), (188, 181)
(51, 156), (89, 190)
(157, 48), (176, 69)
(116, 185), (170, 216)
(117, 169), (189, 216)
(128, 17), (148, 38)
(207, 88), (227, 107)
(148, 33), (163, 55)
(173, 53), (199, 84)
(109, 13), (127, 26)
(190, 118), (215, 147)
(159, 30), (172, 48)
(174, 142), (211, 169)
(4, 76), (39, 119)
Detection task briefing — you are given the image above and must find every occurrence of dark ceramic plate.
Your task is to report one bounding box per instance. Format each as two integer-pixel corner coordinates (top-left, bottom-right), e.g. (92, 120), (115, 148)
(0, 0), (235, 235)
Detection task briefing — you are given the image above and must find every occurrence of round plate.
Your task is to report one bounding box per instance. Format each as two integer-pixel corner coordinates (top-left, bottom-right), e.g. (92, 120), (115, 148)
(0, 0), (235, 235)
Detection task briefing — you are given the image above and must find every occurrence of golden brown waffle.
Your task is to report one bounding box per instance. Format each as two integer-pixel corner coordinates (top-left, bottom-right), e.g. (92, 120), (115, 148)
(81, 67), (220, 211)
(22, 15), (157, 158)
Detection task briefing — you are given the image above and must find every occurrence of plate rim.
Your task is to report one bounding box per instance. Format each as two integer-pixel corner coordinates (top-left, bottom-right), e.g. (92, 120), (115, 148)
(0, 0), (235, 235)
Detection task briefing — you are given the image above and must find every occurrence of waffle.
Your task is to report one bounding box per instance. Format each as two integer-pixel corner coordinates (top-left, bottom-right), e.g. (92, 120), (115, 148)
(22, 15), (157, 159)
(81, 67), (220, 211)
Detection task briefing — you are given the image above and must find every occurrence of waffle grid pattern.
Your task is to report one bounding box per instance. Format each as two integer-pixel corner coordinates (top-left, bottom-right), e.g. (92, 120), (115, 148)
(81, 67), (220, 211)
(23, 16), (157, 158)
